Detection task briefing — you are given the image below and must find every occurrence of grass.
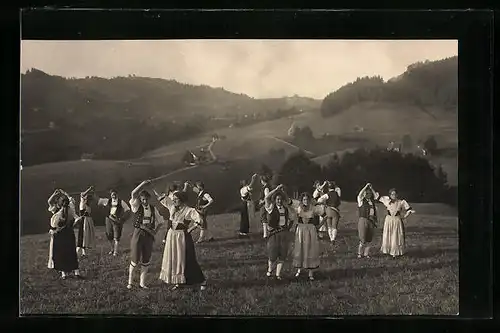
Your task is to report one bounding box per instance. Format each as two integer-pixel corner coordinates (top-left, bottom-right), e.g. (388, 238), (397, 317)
(20, 202), (458, 316)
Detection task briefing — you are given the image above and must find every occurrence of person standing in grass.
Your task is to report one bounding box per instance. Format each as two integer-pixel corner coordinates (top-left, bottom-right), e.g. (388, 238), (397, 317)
(378, 188), (416, 258)
(127, 180), (165, 289)
(47, 189), (84, 280)
(313, 180), (327, 240)
(238, 174), (259, 238)
(259, 175), (273, 238)
(192, 181), (215, 243)
(316, 181), (342, 244)
(264, 184), (294, 280)
(155, 182), (189, 244)
(96, 189), (131, 256)
(291, 192), (325, 281)
(159, 190), (207, 291)
(356, 183), (379, 259)
(75, 186), (97, 257)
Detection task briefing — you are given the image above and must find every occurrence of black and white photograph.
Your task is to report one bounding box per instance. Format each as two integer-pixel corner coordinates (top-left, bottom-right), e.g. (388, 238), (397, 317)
(20, 39), (458, 315)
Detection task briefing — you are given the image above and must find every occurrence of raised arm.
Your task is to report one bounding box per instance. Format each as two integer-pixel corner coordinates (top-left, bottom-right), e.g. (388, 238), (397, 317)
(264, 184), (283, 204)
(48, 190), (60, 206)
(357, 183), (371, 203)
(81, 186), (94, 198)
(131, 180), (151, 199)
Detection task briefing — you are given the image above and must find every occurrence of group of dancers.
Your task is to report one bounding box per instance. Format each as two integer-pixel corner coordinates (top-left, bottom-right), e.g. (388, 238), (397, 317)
(46, 171), (415, 290)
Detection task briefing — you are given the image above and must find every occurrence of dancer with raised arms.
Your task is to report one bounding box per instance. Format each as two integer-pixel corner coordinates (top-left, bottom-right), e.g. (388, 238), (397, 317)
(127, 180), (165, 290)
(75, 186), (97, 257)
(378, 188), (416, 258)
(316, 181), (342, 244)
(263, 184), (294, 280)
(291, 192), (326, 281)
(356, 183), (379, 259)
(47, 189), (84, 280)
(159, 190), (208, 291)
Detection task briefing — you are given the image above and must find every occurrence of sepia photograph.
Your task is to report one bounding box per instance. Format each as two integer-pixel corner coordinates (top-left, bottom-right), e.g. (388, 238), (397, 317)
(20, 39), (458, 316)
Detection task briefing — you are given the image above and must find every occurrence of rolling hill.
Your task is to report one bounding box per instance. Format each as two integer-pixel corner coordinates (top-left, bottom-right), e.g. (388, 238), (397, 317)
(21, 69), (321, 166)
(20, 57), (458, 236)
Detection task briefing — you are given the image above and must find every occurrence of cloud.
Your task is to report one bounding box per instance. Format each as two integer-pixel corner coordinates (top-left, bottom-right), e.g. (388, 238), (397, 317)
(21, 39), (457, 99)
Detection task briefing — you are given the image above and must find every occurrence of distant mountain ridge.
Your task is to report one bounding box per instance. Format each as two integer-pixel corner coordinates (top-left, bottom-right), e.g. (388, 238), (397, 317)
(20, 69), (321, 166)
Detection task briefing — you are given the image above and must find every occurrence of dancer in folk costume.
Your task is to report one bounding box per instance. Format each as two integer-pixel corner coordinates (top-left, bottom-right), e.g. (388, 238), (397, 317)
(192, 181), (215, 243)
(264, 184), (295, 280)
(291, 192), (326, 280)
(239, 179), (251, 238)
(259, 175), (273, 238)
(312, 180), (327, 239)
(378, 188), (416, 258)
(238, 174), (260, 237)
(96, 189), (131, 256)
(159, 190), (207, 291)
(316, 181), (342, 244)
(75, 186), (97, 257)
(47, 189), (84, 280)
(155, 182), (189, 244)
(127, 180), (165, 289)
(356, 183), (379, 259)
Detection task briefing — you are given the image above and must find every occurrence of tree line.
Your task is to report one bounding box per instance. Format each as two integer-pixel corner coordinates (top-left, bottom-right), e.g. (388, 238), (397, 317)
(320, 56), (458, 118)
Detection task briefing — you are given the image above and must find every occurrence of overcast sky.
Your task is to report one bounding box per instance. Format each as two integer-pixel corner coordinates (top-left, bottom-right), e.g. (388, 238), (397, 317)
(21, 40), (457, 99)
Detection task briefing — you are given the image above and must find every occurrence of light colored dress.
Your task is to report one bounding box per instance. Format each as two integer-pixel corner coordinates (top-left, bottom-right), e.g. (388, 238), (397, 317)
(379, 196), (412, 256)
(159, 198), (205, 285)
(292, 202), (324, 269)
(76, 198), (96, 249)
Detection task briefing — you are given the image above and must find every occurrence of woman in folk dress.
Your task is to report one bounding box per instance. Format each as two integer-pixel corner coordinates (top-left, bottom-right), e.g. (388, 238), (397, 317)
(378, 188), (416, 258)
(47, 189), (84, 279)
(291, 192), (325, 281)
(263, 184), (294, 280)
(75, 186), (96, 257)
(356, 183), (379, 259)
(159, 190), (207, 291)
(313, 180), (327, 239)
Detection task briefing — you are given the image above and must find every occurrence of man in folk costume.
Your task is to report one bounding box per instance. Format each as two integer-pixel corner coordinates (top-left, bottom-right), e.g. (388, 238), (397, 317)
(264, 184), (295, 280)
(192, 181), (215, 243)
(127, 180), (165, 290)
(97, 189), (131, 256)
(258, 174), (273, 238)
(317, 181), (342, 244)
(356, 183), (379, 258)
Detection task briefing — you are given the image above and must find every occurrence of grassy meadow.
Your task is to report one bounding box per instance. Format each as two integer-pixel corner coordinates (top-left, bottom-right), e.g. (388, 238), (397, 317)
(20, 202), (458, 316)
(21, 103), (458, 235)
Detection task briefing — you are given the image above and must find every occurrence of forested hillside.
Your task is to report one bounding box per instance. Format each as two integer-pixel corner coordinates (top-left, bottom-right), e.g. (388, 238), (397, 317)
(21, 69), (320, 166)
(320, 56), (458, 117)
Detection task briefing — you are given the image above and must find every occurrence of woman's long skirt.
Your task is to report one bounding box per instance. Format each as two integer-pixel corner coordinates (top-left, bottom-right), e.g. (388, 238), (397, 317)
(75, 216), (96, 249)
(267, 230), (292, 262)
(48, 226), (79, 272)
(380, 216), (405, 256)
(159, 229), (206, 285)
(239, 201), (250, 234)
(293, 224), (320, 269)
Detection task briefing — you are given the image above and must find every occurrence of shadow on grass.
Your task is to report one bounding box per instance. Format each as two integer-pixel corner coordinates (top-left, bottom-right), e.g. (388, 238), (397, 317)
(404, 247), (458, 259)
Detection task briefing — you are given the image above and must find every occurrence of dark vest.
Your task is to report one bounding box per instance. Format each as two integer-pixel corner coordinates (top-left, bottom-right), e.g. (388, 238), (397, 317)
(325, 190), (341, 208)
(106, 197), (124, 218)
(358, 198), (377, 219)
(196, 191), (210, 210)
(133, 204), (156, 230)
(267, 205), (290, 229)
(298, 210), (320, 226)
